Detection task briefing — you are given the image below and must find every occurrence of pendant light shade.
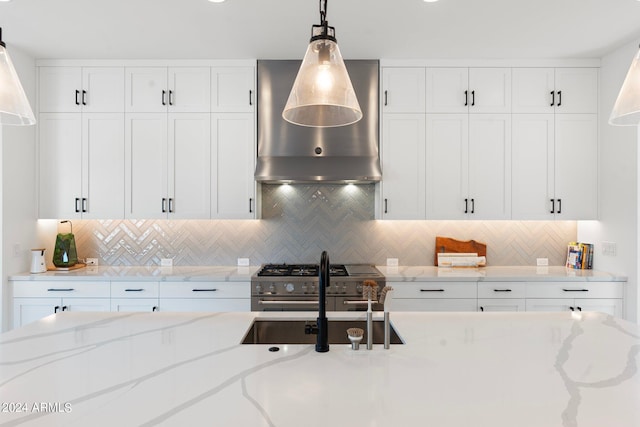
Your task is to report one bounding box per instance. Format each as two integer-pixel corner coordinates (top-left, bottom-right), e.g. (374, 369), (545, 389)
(0, 28), (36, 126)
(282, 0), (362, 128)
(609, 46), (640, 126)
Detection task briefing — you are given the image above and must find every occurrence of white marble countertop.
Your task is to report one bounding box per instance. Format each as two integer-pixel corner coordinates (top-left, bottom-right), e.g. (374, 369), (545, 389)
(8, 265), (259, 282)
(9, 265), (626, 283)
(377, 265), (627, 282)
(0, 310), (638, 426)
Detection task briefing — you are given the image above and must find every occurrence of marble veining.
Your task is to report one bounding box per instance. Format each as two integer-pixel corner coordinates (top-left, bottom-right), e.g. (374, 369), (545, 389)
(1, 311), (639, 426)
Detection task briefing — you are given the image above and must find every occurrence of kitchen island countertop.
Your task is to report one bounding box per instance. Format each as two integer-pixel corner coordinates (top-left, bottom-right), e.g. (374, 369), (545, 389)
(0, 310), (638, 426)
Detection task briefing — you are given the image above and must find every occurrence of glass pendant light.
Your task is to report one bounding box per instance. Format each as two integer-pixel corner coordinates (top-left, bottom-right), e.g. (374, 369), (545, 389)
(282, 0), (362, 128)
(0, 27), (36, 126)
(610, 45), (640, 126)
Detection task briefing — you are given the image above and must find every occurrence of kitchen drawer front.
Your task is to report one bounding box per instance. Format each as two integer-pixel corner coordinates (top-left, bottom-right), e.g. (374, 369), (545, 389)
(111, 281), (160, 298)
(111, 298), (159, 312)
(160, 282), (249, 298)
(391, 282), (477, 299)
(525, 282), (624, 299)
(12, 281), (110, 298)
(478, 282), (526, 299)
(478, 299), (526, 312)
(392, 298), (478, 312)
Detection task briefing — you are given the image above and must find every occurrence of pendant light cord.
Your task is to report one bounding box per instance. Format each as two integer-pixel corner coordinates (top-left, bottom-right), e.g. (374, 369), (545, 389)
(319, 0), (327, 25)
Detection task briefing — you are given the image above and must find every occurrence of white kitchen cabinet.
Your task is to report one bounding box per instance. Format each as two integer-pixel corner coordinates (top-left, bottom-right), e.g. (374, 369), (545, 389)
(39, 113), (125, 219)
(381, 68), (426, 113)
(426, 114), (511, 219)
(211, 113), (256, 219)
(525, 282), (624, 317)
(125, 67), (211, 113)
(12, 281), (111, 328)
(511, 114), (597, 220)
(110, 281), (159, 312)
(390, 282), (478, 312)
(380, 114), (426, 219)
(211, 66), (255, 113)
(426, 68), (511, 113)
(125, 113), (211, 219)
(478, 300), (526, 312)
(39, 66), (124, 113)
(478, 282), (526, 312)
(512, 68), (598, 114)
(158, 282), (250, 312)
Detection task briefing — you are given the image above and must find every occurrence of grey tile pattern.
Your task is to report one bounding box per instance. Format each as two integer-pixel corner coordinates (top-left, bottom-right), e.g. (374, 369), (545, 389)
(71, 184), (577, 266)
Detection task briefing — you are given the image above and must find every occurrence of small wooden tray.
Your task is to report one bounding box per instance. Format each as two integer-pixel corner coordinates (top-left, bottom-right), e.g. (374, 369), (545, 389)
(435, 237), (487, 266)
(47, 263), (86, 272)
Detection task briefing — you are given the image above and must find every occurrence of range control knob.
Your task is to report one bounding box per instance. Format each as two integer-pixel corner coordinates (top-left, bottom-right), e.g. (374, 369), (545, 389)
(301, 283), (308, 293)
(309, 283), (316, 293)
(255, 284), (263, 293)
(285, 283), (295, 293)
(268, 284), (276, 294)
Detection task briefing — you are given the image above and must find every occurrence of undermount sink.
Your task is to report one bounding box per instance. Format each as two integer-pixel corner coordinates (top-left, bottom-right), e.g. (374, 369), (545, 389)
(241, 319), (404, 345)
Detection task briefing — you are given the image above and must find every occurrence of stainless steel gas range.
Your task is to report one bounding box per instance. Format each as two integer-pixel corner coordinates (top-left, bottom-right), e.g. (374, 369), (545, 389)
(251, 263), (386, 311)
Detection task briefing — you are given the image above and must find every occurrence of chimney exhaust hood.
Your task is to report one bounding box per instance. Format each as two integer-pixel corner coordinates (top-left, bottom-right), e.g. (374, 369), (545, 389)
(255, 60), (381, 183)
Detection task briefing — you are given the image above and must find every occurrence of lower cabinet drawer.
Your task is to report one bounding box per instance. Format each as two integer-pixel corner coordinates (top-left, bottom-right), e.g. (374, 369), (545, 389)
(160, 282), (249, 298)
(478, 282), (526, 299)
(12, 281), (110, 298)
(111, 281), (159, 298)
(526, 282), (624, 299)
(392, 282), (477, 299)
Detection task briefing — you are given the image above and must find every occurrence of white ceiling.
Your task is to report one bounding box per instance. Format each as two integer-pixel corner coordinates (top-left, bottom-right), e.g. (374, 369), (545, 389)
(1, 0), (640, 60)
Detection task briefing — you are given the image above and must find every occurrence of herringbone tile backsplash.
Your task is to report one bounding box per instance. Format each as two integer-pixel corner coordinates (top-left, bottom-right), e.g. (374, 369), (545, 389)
(70, 184), (576, 266)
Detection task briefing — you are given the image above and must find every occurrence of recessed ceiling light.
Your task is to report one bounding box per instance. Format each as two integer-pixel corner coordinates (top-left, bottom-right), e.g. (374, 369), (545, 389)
(208, 0), (226, 3)
(423, 0), (440, 2)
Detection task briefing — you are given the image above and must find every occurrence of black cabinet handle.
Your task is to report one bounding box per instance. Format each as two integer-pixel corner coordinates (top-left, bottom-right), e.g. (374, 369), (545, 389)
(249, 90), (253, 106)
(82, 198), (87, 213)
(54, 306), (61, 313)
(125, 289), (145, 292)
(471, 90), (475, 106)
(384, 90), (388, 106)
(480, 306), (484, 312)
(82, 90), (87, 106)
(47, 288), (75, 292)
(384, 198), (388, 214)
(471, 198), (475, 214)
(162, 90), (167, 106)
(420, 289), (445, 292)
(576, 307), (582, 311)
(550, 91), (555, 107)
(168, 90), (173, 106)
(162, 198), (167, 213)
(557, 90), (562, 107)
(168, 198), (174, 213)
(61, 306), (68, 311)
(569, 306), (575, 311)
(75, 90), (80, 106)
(550, 199), (555, 214)
(249, 198), (253, 213)
(464, 198), (468, 214)
(192, 289), (218, 292)
(557, 198), (562, 214)
(562, 288), (589, 292)
(493, 289), (512, 292)
(75, 198), (80, 213)
(464, 90), (468, 106)
(152, 306), (158, 312)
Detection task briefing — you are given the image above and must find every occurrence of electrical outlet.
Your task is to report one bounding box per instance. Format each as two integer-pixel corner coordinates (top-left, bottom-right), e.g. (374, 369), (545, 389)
(387, 258), (399, 267)
(237, 258), (250, 266)
(536, 258), (548, 266)
(602, 242), (617, 257)
(85, 258), (98, 266)
(160, 258), (173, 267)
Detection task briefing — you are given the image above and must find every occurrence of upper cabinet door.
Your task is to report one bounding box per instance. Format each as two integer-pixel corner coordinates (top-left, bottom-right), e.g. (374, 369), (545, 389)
(81, 67), (125, 113)
(39, 67), (82, 113)
(554, 68), (598, 114)
(168, 67), (211, 113)
(426, 68), (468, 113)
(512, 68), (555, 114)
(382, 68), (426, 113)
(468, 68), (511, 113)
(125, 67), (168, 113)
(211, 67), (255, 112)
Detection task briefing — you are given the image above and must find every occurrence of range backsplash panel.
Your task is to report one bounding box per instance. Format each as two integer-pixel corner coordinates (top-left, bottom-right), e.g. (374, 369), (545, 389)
(70, 184), (577, 266)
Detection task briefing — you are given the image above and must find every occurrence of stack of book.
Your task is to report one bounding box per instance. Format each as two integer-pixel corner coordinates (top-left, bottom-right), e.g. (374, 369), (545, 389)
(565, 242), (594, 270)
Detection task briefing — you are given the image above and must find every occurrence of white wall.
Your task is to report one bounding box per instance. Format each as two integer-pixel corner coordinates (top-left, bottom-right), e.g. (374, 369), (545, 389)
(578, 39), (639, 322)
(1, 45), (41, 332)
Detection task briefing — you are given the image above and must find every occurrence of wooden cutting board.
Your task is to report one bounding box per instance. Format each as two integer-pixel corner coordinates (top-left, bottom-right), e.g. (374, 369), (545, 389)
(434, 237), (487, 266)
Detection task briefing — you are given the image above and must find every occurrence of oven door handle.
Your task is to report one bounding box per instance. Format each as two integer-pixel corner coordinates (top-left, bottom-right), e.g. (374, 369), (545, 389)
(257, 300), (319, 305)
(342, 300), (370, 305)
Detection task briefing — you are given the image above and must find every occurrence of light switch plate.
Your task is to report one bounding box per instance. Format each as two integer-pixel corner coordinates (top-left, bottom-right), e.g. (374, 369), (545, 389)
(536, 258), (548, 266)
(160, 258), (173, 267)
(602, 242), (617, 257)
(237, 258), (250, 266)
(387, 258), (399, 266)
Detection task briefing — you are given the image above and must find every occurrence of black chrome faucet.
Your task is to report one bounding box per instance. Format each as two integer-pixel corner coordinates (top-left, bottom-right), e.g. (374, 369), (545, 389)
(316, 250), (330, 352)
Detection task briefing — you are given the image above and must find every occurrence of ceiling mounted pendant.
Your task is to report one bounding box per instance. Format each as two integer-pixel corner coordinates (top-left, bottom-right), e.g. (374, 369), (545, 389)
(0, 27), (35, 126)
(610, 45), (640, 126)
(282, 0), (362, 128)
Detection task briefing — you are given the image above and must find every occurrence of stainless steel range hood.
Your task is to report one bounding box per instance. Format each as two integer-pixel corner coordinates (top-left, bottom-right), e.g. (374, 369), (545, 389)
(255, 60), (381, 183)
